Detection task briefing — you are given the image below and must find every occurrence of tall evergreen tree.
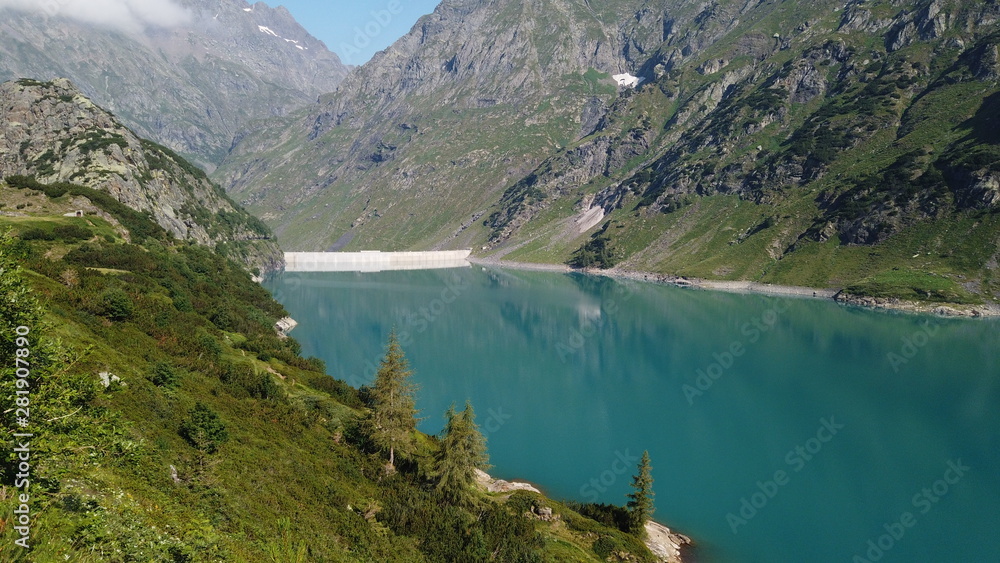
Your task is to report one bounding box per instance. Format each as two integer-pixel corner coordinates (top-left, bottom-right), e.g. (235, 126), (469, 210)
(433, 401), (490, 505)
(626, 450), (654, 538)
(365, 330), (419, 470)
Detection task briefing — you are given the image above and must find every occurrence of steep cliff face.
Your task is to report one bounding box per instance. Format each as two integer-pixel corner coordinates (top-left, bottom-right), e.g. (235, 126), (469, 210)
(214, 0), (998, 300)
(469, 0), (999, 294)
(0, 0), (349, 170)
(0, 78), (282, 273)
(217, 0), (673, 250)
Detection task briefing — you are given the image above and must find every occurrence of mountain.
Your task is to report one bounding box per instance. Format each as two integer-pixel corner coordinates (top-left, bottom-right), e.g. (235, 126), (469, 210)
(219, 0), (1000, 304)
(216, 0), (664, 248)
(0, 78), (282, 273)
(0, 0), (349, 170)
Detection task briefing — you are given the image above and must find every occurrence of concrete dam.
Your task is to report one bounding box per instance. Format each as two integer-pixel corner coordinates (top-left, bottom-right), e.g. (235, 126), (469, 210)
(284, 250), (472, 272)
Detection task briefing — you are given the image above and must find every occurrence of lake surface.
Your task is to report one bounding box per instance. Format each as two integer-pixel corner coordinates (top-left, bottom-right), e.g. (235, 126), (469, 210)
(265, 267), (1000, 562)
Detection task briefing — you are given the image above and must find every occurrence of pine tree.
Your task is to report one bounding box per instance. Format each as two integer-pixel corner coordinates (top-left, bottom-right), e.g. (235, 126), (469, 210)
(626, 450), (654, 538)
(433, 401), (490, 505)
(365, 330), (419, 470)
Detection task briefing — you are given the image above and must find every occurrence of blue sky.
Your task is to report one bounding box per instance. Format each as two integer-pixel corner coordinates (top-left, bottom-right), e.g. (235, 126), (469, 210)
(273, 0), (442, 65)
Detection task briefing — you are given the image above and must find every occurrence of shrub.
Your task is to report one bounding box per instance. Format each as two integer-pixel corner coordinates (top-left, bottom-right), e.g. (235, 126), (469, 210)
(101, 289), (134, 321)
(53, 224), (93, 241)
(150, 361), (179, 388)
(19, 227), (56, 241)
(179, 403), (228, 453)
(218, 360), (282, 401)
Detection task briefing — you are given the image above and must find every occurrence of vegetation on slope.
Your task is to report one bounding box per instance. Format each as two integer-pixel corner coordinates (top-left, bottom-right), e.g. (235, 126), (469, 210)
(486, 0), (1000, 306)
(0, 182), (662, 561)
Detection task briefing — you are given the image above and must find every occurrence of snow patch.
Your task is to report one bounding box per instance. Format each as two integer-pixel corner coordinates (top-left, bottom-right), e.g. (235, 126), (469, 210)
(243, 7), (253, 12)
(258, 25), (278, 37)
(295, 45), (305, 50)
(284, 38), (299, 44)
(613, 73), (643, 88)
(576, 205), (605, 233)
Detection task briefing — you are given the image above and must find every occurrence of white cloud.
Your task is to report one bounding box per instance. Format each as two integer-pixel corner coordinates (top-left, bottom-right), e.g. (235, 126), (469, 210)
(0, 0), (192, 34)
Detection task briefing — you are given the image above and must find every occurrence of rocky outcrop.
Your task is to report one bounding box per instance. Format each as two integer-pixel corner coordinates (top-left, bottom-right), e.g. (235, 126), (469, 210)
(0, 78), (282, 273)
(833, 292), (1000, 317)
(645, 521), (692, 563)
(473, 469), (541, 494)
(274, 317), (298, 338)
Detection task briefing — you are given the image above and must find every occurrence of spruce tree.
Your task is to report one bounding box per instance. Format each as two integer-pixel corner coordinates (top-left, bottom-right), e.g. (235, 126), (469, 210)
(433, 401), (490, 505)
(366, 330), (419, 470)
(626, 450), (654, 538)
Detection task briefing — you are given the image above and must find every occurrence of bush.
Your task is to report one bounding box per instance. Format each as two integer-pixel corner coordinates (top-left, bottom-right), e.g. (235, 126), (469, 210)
(179, 403), (228, 453)
(218, 360), (282, 401)
(593, 535), (619, 558)
(101, 289), (134, 321)
(150, 361), (179, 388)
(53, 224), (93, 241)
(19, 228), (56, 241)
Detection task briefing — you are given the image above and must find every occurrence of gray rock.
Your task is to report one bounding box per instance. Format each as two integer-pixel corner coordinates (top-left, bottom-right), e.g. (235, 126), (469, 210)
(0, 79), (282, 272)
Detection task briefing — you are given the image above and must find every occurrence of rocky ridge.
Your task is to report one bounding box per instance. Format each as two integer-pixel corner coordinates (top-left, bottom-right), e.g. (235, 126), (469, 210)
(217, 0), (675, 249)
(0, 0), (349, 169)
(0, 78), (282, 273)
(217, 0), (999, 304)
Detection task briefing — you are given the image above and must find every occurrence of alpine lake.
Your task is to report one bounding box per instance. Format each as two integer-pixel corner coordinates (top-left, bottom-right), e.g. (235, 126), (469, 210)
(264, 266), (1000, 562)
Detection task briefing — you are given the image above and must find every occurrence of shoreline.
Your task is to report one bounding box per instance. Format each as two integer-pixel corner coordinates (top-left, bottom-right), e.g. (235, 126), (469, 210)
(474, 469), (693, 563)
(471, 257), (1000, 318)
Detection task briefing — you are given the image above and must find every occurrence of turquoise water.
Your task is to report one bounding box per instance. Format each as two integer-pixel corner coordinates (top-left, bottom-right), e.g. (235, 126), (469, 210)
(265, 267), (1000, 562)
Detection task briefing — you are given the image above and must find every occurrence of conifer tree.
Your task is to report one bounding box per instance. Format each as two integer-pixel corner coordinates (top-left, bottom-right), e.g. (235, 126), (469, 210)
(433, 401), (490, 505)
(626, 450), (654, 538)
(365, 330), (419, 470)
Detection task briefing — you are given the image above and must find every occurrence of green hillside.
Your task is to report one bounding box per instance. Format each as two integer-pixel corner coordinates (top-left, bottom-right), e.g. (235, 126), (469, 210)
(0, 181), (665, 561)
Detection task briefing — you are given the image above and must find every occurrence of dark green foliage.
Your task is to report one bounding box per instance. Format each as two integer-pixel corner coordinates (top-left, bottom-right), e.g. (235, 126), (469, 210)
(218, 360), (282, 401)
(100, 288), (134, 321)
(378, 478), (544, 563)
(16, 78), (53, 88)
(569, 221), (617, 269)
(0, 232), (41, 370)
(302, 371), (363, 408)
(17, 227), (56, 241)
(626, 450), (655, 538)
(19, 223), (93, 242)
(433, 402), (490, 505)
(567, 502), (631, 532)
(6, 176), (170, 242)
(592, 535), (619, 558)
(362, 331), (419, 468)
(66, 243), (158, 273)
(53, 224), (93, 241)
(71, 130), (127, 154)
(150, 361), (179, 388)
(179, 403), (229, 453)
(139, 139), (210, 183)
(486, 173), (547, 235)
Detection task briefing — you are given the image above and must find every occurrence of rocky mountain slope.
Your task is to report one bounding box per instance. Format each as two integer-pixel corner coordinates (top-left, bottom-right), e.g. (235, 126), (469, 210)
(219, 0), (1000, 304)
(0, 78), (282, 273)
(0, 0), (349, 170)
(217, 0), (664, 248)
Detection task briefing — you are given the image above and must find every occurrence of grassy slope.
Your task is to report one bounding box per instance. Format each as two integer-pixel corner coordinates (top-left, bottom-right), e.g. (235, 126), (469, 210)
(495, 1), (1000, 307)
(0, 184), (654, 562)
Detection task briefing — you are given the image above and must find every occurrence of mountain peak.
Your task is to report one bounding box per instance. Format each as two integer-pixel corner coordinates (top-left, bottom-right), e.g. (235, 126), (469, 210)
(0, 0), (349, 169)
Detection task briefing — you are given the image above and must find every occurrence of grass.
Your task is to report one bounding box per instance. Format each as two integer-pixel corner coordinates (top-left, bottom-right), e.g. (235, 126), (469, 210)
(0, 199), (659, 561)
(846, 268), (979, 303)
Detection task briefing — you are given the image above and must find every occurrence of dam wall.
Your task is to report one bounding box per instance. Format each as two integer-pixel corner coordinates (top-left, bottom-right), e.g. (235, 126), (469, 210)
(284, 250), (472, 272)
